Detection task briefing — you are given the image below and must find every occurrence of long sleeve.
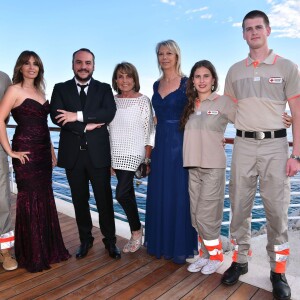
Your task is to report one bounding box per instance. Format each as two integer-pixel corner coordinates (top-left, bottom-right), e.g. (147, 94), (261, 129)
(83, 83), (116, 124)
(139, 96), (155, 147)
(50, 83), (86, 136)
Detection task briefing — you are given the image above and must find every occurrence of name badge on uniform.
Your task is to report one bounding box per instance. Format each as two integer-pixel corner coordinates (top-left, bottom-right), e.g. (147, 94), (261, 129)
(269, 77), (283, 84)
(207, 110), (219, 115)
(254, 76), (260, 82)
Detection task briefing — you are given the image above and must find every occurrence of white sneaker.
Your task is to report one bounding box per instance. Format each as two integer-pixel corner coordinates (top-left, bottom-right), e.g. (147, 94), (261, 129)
(186, 255), (199, 264)
(201, 260), (223, 275)
(187, 257), (209, 273)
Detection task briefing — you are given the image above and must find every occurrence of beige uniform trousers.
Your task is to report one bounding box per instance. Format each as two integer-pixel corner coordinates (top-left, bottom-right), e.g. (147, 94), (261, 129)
(229, 136), (290, 271)
(0, 144), (13, 249)
(189, 167), (225, 258)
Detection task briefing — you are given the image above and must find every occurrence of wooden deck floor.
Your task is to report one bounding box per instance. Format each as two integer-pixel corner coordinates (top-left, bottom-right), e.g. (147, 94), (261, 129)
(0, 194), (273, 300)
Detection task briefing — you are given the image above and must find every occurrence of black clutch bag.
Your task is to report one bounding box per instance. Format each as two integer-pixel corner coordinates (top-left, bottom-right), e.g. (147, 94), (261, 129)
(135, 163), (148, 179)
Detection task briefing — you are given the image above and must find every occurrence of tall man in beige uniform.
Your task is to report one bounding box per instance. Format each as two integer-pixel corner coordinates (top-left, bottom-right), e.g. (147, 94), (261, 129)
(221, 10), (300, 300)
(0, 70), (18, 271)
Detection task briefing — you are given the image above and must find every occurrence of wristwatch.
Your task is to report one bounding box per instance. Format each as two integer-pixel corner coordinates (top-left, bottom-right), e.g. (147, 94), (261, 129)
(144, 157), (151, 165)
(290, 154), (300, 161)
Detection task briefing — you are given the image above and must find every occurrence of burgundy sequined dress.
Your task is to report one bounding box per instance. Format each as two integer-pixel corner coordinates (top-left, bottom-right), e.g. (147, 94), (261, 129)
(11, 98), (70, 272)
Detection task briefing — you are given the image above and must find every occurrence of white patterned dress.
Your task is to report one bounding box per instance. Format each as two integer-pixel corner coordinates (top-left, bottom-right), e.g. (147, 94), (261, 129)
(109, 95), (155, 171)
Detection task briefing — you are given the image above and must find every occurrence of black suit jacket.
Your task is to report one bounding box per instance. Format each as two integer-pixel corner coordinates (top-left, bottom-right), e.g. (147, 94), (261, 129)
(50, 78), (116, 169)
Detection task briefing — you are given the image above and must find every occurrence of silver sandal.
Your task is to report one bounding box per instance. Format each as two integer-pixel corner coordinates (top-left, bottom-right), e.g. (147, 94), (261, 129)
(129, 226), (143, 253)
(123, 240), (132, 253)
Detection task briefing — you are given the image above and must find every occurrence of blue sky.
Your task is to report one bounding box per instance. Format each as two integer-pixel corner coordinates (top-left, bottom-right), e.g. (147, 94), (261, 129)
(1, 0), (299, 100)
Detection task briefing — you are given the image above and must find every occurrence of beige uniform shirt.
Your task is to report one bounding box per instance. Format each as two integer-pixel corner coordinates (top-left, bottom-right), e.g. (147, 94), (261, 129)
(183, 92), (236, 168)
(0, 71), (11, 124)
(225, 50), (300, 131)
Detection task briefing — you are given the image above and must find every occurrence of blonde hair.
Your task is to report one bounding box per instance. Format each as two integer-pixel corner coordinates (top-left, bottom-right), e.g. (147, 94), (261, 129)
(156, 39), (184, 78)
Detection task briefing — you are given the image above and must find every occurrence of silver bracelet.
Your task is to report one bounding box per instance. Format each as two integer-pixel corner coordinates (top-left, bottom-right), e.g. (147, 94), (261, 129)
(144, 157), (151, 165)
(290, 154), (300, 161)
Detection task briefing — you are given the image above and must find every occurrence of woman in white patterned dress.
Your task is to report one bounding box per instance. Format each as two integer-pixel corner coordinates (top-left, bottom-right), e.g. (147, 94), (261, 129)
(110, 62), (155, 253)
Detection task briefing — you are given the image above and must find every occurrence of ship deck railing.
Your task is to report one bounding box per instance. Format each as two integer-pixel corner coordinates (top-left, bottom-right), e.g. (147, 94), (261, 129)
(7, 125), (300, 239)
(4, 125), (300, 299)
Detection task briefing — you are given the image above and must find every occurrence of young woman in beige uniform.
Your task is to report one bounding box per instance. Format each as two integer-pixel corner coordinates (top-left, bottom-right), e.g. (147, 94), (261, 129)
(181, 60), (235, 274)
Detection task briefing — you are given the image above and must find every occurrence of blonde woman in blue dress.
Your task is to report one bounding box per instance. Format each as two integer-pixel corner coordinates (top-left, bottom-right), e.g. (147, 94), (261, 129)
(145, 40), (198, 264)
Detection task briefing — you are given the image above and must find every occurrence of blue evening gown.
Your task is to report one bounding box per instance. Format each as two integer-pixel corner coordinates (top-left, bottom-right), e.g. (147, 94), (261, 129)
(144, 77), (197, 264)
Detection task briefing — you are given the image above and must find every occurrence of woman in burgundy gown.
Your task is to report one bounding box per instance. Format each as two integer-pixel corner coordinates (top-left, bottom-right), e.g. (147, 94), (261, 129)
(0, 51), (70, 272)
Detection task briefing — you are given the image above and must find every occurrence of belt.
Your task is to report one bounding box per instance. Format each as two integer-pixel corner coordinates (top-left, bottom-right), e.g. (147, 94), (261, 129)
(80, 134), (88, 150)
(236, 129), (286, 140)
(80, 145), (88, 150)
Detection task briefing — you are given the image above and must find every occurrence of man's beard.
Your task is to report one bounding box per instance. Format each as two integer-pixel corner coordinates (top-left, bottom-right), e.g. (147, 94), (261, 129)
(75, 70), (93, 82)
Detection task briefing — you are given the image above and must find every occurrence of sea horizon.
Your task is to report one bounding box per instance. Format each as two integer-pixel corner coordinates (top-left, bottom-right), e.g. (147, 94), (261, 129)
(6, 116), (297, 236)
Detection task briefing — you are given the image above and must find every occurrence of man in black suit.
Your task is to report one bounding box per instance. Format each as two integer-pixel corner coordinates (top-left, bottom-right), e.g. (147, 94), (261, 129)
(50, 48), (120, 259)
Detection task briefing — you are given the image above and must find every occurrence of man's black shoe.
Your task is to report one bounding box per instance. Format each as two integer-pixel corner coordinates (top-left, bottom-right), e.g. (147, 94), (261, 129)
(76, 238), (94, 259)
(221, 262), (248, 285)
(270, 271), (291, 300)
(106, 244), (121, 259)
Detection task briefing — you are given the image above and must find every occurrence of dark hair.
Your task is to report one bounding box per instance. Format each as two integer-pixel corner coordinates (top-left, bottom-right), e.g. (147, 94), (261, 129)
(112, 62), (140, 93)
(242, 10), (270, 30)
(72, 48), (95, 64)
(180, 60), (218, 129)
(12, 50), (45, 94)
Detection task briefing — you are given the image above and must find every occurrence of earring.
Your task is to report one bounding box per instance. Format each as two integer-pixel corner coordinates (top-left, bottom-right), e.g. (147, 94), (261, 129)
(211, 85), (214, 91)
(193, 85), (196, 92)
